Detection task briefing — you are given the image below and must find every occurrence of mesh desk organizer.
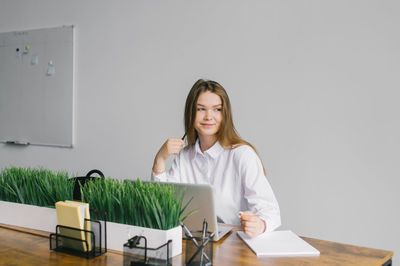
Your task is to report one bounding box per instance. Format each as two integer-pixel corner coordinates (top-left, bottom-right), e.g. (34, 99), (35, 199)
(123, 235), (172, 266)
(49, 169), (107, 258)
(184, 230), (214, 266)
(49, 209), (107, 259)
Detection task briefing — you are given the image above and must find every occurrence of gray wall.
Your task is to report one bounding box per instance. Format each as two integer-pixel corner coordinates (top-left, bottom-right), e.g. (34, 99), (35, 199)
(1, 0), (399, 262)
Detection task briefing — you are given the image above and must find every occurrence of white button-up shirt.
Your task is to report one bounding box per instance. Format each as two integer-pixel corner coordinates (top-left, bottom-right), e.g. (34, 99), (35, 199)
(152, 140), (281, 232)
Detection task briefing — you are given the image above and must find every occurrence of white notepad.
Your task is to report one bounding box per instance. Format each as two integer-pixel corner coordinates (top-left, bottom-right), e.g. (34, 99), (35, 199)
(237, 230), (320, 257)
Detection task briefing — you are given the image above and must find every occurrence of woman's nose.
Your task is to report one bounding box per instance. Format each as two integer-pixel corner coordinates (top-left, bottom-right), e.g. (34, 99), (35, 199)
(204, 110), (213, 119)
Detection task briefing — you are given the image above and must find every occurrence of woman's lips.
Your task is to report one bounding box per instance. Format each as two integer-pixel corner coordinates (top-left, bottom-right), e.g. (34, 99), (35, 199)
(201, 123), (214, 127)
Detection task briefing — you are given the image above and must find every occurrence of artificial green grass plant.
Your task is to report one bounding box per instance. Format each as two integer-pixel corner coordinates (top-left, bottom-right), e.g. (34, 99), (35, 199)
(81, 178), (193, 230)
(0, 166), (73, 207)
(0, 167), (193, 230)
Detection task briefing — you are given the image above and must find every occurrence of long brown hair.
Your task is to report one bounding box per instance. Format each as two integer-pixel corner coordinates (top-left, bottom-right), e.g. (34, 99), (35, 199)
(184, 79), (266, 175)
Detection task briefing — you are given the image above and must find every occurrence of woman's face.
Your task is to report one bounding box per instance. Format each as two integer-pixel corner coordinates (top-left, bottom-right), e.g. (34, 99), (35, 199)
(194, 91), (223, 139)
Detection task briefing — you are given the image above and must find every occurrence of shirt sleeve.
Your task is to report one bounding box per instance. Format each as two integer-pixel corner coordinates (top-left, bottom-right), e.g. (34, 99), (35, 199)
(151, 153), (181, 182)
(237, 146), (281, 232)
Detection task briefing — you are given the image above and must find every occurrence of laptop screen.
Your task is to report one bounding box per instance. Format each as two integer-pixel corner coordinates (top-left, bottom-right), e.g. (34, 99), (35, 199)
(146, 181), (231, 240)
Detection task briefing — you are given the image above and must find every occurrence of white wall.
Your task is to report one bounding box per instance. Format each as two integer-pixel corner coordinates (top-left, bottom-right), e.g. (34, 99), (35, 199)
(1, 0), (399, 263)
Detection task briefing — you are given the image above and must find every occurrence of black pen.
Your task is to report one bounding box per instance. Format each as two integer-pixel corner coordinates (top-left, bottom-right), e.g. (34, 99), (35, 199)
(204, 219), (208, 237)
(201, 219), (207, 264)
(181, 131), (187, 140)
(202, 219), (207, 238)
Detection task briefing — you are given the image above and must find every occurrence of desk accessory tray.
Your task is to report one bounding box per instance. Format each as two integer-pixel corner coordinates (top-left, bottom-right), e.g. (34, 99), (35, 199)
(123, 235), (172, 266)
(49, 210), (107, 259)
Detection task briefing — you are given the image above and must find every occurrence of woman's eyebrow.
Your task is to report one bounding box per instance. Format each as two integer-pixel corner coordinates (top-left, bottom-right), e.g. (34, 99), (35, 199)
(197, 103), (222, 107)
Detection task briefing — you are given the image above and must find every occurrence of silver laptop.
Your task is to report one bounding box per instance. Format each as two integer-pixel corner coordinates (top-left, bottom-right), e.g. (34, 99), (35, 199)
(154, 182), (232, 241)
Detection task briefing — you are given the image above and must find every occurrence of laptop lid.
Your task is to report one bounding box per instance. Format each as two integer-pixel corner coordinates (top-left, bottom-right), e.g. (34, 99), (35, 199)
(151, 182), (232, 241)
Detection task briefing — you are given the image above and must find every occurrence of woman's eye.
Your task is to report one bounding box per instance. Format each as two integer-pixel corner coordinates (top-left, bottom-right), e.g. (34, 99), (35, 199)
(197, 108), (205, 111)
(215, 108), (222, 112)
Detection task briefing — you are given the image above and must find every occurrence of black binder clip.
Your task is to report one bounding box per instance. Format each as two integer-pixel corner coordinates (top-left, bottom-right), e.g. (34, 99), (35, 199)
(123, 235), (172, 266)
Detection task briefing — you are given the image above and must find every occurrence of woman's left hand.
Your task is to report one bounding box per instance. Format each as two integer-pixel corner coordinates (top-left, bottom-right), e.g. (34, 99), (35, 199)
(240, 211), (266, 238)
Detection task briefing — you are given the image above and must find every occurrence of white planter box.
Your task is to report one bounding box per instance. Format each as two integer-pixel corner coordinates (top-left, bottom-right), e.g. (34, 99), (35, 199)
(0, 201), (58, 232)
(0, 200), (182, 257)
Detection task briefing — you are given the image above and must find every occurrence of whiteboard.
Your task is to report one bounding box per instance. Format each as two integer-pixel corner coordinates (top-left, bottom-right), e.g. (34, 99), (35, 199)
(0, 26), (74, 148)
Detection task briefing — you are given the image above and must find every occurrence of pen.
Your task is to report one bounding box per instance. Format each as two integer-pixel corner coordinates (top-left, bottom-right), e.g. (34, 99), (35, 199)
(180, 221), (199, 246)
(201, 219), (207, 264)
(181, 131), (187, 140)
(202, 218), (207, 240)
(209, 231), (215, 239)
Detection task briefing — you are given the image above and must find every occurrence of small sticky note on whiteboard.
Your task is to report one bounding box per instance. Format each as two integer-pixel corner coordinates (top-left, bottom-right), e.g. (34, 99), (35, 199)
(31, 54), (39, 65)
(47, 61), (55, 76)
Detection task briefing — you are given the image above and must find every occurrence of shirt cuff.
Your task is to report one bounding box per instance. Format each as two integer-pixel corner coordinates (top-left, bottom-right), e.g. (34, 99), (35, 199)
(259, 215), (281, 234)
(151, 171), (167, 181)
(152, 171), (180, 183)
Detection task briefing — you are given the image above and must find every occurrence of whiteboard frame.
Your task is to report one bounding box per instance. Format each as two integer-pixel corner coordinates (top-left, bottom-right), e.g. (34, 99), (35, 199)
(0, 25), (74, 148)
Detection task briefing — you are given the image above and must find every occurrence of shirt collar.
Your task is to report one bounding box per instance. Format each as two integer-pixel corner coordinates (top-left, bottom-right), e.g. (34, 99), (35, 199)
(195, 139), (225, 159)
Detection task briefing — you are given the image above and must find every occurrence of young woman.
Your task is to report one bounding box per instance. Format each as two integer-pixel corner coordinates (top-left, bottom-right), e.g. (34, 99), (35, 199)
(152, 79), (281, 237)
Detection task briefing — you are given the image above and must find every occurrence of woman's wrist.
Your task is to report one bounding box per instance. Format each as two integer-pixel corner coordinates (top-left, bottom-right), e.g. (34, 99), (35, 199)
(152, 167), (165, 175)
(152, 157), (166, 175)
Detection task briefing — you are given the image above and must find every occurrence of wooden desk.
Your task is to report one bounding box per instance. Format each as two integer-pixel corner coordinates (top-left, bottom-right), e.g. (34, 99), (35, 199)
(0, 224), (393, 265)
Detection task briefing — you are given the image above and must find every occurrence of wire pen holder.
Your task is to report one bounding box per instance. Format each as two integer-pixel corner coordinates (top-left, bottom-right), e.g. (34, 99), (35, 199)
(184, 230), (214, 266)
(49, 210), (107, 259)
(123, 235), (172, 266)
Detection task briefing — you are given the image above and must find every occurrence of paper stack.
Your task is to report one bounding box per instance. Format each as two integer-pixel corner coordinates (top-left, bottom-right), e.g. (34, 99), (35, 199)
(237, 230), (320, 257)
(55, 201), (91, 252)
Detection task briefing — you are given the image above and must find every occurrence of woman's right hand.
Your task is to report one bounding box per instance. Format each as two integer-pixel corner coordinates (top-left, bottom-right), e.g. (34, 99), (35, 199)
(152, 138), (184, 175)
